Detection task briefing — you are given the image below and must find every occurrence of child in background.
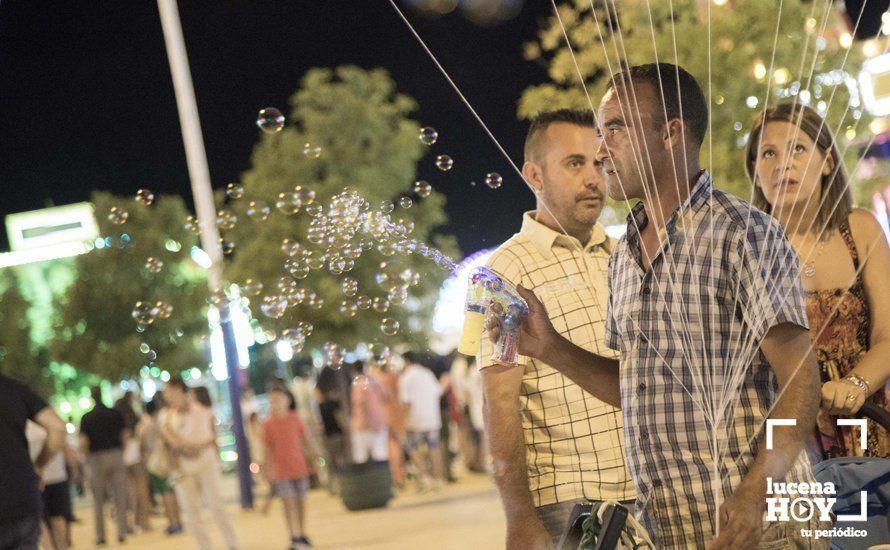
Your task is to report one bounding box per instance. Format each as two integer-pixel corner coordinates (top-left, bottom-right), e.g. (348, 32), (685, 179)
(263, 384), (317, 550)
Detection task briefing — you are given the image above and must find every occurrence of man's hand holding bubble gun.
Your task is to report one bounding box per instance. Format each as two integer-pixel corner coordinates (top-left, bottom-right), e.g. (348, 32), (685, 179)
(459, 267), (622, 408)
(457, 267), (555, 366)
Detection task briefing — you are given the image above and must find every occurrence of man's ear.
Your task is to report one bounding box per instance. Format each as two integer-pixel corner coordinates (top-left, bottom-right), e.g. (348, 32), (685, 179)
(663, 119), (685, 151)
(523, 161), (543, 194)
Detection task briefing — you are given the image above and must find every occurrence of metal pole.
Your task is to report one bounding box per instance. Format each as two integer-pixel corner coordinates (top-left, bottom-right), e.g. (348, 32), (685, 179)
(156, 0), (253, 508)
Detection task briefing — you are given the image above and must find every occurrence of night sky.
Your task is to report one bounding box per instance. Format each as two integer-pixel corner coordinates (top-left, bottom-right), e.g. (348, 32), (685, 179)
(1, 1), (885, 257)
(0, 0), (556, 257)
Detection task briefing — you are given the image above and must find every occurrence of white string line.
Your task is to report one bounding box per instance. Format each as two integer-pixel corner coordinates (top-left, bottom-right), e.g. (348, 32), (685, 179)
(719, 2), (876, 389)
(386, 0), (591, 263)
(600, 0), (709, 374)
(722, 0), (787, 381)
(754, 0), (865, 299)
(717, 121), (890, 476)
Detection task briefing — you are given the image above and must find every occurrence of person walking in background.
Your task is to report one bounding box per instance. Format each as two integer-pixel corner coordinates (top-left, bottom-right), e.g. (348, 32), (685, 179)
(79, 386), (129, 546)
(161, 378), (239, 550)
(314, 366), (347, 495)
(263, 384), (318, 550)
(349, 361), (390, 464)
(26, 419), (73, 550)
(116, 391), (152, 533)
(138, 397), (183, 536)
(398, 353), (444, 491)
(369, 359), (405, 488)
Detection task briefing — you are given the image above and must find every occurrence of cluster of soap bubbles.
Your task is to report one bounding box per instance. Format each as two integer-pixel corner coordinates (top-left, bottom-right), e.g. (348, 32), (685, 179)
(244, 186), (456, 356)
(131, 300), (173, 329)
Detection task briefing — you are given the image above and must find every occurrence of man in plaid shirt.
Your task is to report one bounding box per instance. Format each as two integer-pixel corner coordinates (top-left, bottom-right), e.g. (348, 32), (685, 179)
(498, 64), (829, 548)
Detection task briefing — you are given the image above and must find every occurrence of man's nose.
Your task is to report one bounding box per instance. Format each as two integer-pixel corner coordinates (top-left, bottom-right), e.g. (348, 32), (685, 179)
(595, 139), (610, 164)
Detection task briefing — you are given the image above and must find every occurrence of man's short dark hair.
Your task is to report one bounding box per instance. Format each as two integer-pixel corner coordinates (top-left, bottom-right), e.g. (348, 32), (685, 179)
(90, 386), (103, 405)
(606, 63), (708, 148)
(524, 108), (596, 163)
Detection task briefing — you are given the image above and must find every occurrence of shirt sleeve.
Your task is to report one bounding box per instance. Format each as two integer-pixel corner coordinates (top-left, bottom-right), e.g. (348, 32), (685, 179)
(475, 248), (531, 370)
(604, 252), (620, 351)
(18, 381), (48, 420)
(734, 216), (809, 343)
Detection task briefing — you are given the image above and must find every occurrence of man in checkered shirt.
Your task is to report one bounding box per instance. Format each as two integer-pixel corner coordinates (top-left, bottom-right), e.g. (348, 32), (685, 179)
(478, 109), (635, 548)
(500, 64), (830, 548)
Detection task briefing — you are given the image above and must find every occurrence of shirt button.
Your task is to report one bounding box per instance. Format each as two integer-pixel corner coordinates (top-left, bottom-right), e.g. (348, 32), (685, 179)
(652, 479), (663, 488)
(638, 383), (646, 392)
(640, 428), (649, 439)
(642, 286), (651, 295)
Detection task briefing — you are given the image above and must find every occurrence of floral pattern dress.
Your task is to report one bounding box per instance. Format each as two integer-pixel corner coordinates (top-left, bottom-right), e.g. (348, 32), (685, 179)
(805, 220), (889, 460)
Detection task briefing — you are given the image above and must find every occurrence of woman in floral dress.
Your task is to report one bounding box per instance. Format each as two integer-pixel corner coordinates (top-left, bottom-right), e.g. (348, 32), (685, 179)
(746, 102), (890, 459)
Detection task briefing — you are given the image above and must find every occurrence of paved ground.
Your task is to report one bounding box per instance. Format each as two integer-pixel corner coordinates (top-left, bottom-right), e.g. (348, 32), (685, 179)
(69, 472), (505, 549)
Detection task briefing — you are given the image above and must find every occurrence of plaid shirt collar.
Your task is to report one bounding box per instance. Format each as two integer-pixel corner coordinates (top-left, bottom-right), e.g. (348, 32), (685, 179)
(625, 170), (712, 248)
(520, 210), (611, 259)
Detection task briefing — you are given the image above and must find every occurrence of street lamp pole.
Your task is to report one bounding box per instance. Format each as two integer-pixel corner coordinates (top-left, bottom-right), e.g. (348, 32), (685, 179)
(156, 0), (253, 509)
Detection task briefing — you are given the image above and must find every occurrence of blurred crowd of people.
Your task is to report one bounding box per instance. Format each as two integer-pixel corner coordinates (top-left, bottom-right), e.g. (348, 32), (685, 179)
(1, 349), (490, 550)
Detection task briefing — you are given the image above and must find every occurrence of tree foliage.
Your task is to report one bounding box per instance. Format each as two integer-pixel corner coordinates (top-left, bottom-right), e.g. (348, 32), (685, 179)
(521, 0), (871, 205)
(50, 192), (208, 381)
(223, 66), (459, 351)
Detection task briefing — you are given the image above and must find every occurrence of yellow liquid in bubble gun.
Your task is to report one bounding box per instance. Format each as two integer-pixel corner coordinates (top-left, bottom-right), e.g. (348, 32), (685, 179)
(457, 267), (529, 367)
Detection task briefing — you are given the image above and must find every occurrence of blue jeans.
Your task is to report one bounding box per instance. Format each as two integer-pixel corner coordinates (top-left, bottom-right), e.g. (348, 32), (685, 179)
(0, 514), (40, 550)
(536, 499), (587, 545)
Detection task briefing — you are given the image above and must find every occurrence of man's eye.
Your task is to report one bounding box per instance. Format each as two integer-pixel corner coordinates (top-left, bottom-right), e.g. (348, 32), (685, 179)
(608, 127), (621, 136)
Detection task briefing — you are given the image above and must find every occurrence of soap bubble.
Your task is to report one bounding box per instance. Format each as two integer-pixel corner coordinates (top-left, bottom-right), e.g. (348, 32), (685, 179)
(297, 321), (313, 336)
(217, 209), (237, 230)
(241, 279), (263, 296)
(378, 201), (395, 214)
(341, 277), (359, 296)
(388, 287), (408, 306)
(368, 342), (391, 366)
(305, 204), (323, 218)
(380, 318), (400, 336)
(257, 107), (285, 133)
(276, 192), (301, 215)
(246, 200), (271, 221)
(260, 295), (288, 319)
(209, 288), (228, 306)
(285, 259), (310, 280)
(140, 343), (151, 354)
(135, 189), (154, 205)
(294, 186), (315, 206)
(357, 295), (372, 310)
(372, 297), (390, 313)
(419, 126), (438, 145)
(108, 207), (129, 225)
(281, 329), (306, 353)
(132, 301), (158, 327)
(485, 172), (503, 189)
(413, 180), (432, 198)
(323, 342), (344, 369)
(399, 197), (413, 209)
(155, 301), (173, 319)
(303, 143), (322, 159)
(305, 251), (326, 270)
(338, 299), (358, 318)
(219, 239), (235, 255)
(145, 257), (164, 273)
(184, 215), (200, 234)
(225, 182), (244, 200)
(277, 276), (298, 292)
(282, 239), (303, 258)
(435, 155), (454, 171)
